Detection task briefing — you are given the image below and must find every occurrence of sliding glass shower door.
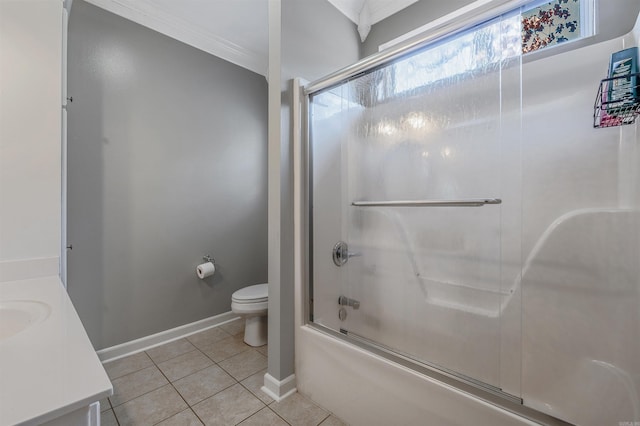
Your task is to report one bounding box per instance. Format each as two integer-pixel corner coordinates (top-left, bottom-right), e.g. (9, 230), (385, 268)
(309, 13), (523, 396)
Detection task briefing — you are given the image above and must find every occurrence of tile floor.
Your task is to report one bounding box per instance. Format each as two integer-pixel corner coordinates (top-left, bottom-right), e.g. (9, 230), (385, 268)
(100, 319), (346, 426)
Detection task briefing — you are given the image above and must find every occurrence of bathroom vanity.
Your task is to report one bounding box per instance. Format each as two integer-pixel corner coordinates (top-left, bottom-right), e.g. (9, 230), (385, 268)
(0, 276), (112, 425)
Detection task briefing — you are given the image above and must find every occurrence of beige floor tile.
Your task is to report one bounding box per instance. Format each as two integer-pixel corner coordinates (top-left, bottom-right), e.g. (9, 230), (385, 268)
(256, 344), (268, 357)
(156, 409), (204, 425)
(157, 350), (213, 382)
(100, 397), (111, 412)
(271, 393), (330, 426)
(173, 365), (236, 406)
(219, 319), (244, 337)
(110, 365), (169, 406)
(103, 352), (153, 380)
(200, 335), (251, 363)
(186, 327), (230, 350)
(218, 350), (267, 381)
(101, 409), (118, 426)
(240, 369), (273, 405)
(114, 384), (187, 426)
(192, 383), (264, 426)
(146, 339), (197, 364)
(320, 414), (348, 426)
(239, 407), (288, 426)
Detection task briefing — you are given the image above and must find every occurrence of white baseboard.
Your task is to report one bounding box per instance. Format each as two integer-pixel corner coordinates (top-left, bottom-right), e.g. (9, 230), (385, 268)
(262, 372), (297, 402)
(97, 311), (240, 363)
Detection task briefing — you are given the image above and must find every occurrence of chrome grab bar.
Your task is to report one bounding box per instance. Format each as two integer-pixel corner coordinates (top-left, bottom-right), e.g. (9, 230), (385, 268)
(351, 199), (502, 207)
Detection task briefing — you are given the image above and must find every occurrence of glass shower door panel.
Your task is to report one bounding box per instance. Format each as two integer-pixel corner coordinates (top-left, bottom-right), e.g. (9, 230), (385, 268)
(342, 18), (520, 389)
(310, 86), (363, 331)
(344, 77), (504, 387)
(309, 14), (522, 393)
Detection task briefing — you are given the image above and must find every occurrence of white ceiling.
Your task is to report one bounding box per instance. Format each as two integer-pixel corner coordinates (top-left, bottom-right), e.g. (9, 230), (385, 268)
(82, 0), (417, 76)
(327, 0), (418, 26)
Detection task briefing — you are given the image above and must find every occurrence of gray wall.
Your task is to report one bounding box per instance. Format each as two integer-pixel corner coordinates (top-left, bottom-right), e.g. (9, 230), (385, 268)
(361, 0), (474, 57)
(67, 0), (268, 350)
(265, 0), (360, 382)
(283, 0), (362, 80)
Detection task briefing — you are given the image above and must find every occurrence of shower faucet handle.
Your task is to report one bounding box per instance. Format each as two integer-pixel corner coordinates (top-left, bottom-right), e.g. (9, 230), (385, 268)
(332, 241), (360, 266)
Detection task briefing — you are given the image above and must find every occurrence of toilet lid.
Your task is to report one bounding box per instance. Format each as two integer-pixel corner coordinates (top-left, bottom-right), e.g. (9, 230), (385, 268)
(232, 283), (268, 303)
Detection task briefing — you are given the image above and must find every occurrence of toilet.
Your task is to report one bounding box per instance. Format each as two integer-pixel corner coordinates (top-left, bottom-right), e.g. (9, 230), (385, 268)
(231, 283), (268, 347)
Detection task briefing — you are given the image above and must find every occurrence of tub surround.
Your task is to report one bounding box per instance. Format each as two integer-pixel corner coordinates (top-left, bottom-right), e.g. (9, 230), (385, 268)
(0, 276), (112, 425)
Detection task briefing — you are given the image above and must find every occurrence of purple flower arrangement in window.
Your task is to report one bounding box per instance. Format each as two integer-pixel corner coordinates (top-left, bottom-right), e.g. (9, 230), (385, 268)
(522, 0), (581, 54)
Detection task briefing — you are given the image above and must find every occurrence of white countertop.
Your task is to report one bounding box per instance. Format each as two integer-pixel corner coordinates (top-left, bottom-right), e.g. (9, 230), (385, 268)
(0, 276), (112, 425)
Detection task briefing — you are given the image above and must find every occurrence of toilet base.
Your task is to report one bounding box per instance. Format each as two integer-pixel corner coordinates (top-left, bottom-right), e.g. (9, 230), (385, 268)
(244, 315), (267, 347)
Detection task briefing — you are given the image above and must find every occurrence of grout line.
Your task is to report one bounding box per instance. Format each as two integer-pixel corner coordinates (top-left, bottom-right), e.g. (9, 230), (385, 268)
(189, 380), (239, 408)
(232, 397), (268, 426)
(148, 346), (247, 425)
(108, 332), (281, 426)
(185, 327), (234, 347)
(201, 344), (253, 364)
(108, 364), (171, 409)
(109, 382), (174, 410)
(217, 362), (267, 383)
(316, 412), (331, 425)
(108, 406), (121, 426)
(107, 327), (242, 425)
(189, 407), (207, 426)
(149, 350), (200, 425)
(107, 408), (122, 426)
(108, 363), (158, 387)
(238, 380), (272, 406)
(103, 352), (154, 381)
(266, 405), (293, 426)
(157, 349), (218, 381)
(111, 347), (211, 425)
(146, 340), (199, 364)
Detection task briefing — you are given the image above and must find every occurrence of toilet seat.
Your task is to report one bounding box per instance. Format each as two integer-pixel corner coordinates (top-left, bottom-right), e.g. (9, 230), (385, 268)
(232, 283), (268, 304)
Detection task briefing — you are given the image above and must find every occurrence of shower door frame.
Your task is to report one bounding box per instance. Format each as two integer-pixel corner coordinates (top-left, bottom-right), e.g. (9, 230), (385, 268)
(297, 1), (570, 424)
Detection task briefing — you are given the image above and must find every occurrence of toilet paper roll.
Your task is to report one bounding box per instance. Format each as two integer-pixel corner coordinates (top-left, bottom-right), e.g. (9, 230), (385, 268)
(196, 262), (215, 279)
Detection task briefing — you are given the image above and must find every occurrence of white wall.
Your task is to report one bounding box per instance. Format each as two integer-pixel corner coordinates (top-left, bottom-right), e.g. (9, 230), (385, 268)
(0, 0), (63, 282)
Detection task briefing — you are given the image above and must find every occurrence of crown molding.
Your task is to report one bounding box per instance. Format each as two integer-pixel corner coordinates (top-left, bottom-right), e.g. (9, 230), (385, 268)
(326, 0), (364, 24)
(368, 0), (419, 24)
(83, 0), (267, 76)
(328, 0), (419, 26)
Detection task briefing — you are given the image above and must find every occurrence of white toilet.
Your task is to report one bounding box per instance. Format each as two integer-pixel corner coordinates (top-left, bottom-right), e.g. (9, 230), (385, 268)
(231, 283), (268, 347)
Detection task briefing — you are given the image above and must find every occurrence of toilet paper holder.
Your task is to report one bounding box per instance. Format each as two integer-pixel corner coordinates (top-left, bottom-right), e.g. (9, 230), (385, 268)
(203, 255), (215, 264)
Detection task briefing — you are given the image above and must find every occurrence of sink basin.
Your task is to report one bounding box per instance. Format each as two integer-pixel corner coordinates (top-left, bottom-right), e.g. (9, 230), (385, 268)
(0, 300), (51, 341)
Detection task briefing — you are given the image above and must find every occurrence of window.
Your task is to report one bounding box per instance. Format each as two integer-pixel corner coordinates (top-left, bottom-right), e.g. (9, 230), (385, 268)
(367, 0), (596, 101)
(388, 14), (521, 96)
(522, 0), (584, 53)
(380, 0), (596, 56)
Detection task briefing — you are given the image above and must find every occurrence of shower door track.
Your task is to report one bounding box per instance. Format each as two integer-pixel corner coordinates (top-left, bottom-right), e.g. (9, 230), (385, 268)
(339, 327), (516, 403)
(306, 322), (571, 425)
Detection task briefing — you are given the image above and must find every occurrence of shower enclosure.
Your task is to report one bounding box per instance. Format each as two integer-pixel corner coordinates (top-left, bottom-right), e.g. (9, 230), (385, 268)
(302, 2), (640, 425)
